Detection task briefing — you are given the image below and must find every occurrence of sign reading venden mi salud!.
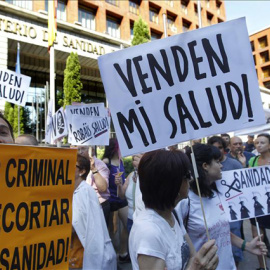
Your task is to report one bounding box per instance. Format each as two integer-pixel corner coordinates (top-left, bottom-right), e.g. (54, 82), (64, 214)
(98, 18), (265, 157)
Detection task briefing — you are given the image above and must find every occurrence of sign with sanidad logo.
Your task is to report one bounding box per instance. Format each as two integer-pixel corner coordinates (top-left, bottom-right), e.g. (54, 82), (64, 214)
(216, 165), (270, 222)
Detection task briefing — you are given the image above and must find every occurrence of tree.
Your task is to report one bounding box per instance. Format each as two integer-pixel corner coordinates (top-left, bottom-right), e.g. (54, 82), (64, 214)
(4, 102), (29, 137)
(132, 17), (151, 46)
(22, 107), (32, 134)
(61, 52), (83, 108)
(13, 105), (24, 137)
(4, 102), (12, 118)
(8, 107), (14, 129)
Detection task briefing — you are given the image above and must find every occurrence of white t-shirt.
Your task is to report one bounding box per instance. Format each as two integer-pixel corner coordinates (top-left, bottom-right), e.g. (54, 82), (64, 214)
(129, 209), (189, 270)
(73, 181), (116, 270)
(175, 190), (236, 270)
(125, 171), (135, 220)
(133, 177), (145, 222)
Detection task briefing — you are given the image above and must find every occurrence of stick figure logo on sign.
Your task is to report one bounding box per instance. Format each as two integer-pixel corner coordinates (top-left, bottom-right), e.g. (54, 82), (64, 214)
(228, 202), (237, 220)
(239, 196), (250, 219)
(252, 192), (265, 217)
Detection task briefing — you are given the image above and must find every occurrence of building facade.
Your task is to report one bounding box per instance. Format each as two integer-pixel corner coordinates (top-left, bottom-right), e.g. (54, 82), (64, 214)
(0, 0), (226, 140)
(250, 26), (270, 90)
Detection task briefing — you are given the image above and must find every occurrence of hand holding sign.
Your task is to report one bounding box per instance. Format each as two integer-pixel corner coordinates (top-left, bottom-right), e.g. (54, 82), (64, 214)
(190, 239), (219, 270)
(245, 234), (268, 256)
(113, 168), (124, 178)
(115, 174), (123, 186)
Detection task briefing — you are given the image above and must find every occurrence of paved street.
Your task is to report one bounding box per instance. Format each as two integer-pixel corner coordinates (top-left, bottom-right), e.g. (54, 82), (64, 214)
(117, 220), (270, 270)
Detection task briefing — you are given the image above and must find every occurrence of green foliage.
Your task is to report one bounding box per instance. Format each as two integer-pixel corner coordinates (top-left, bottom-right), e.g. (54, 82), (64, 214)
(123, 156), (133, 176)
(57, 89), (64, 107)
(4, 102), (12, 118)
(13, 105), (24, 137)
(4, 102), (29, 136)
(132, 17), (151, 46)
(8, 107), (14, 128)
(63, 52), (83, 108)
(22, 107), (32, 134)
(97, 147), (105, 160)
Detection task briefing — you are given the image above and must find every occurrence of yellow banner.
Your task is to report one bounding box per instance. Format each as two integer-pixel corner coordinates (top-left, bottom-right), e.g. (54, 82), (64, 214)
(48, 0), (56, 48)
(0, 145), (77, 270)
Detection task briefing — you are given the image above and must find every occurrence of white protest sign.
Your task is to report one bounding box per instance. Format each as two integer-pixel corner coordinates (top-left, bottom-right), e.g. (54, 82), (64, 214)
(51, 107), (68, 141)
(98, 18), (265, 157)
(0, 69), (31, 106)
(216, 166), (270, 222)
(71, 115), (110, 145)
(65, 103), (106, 143)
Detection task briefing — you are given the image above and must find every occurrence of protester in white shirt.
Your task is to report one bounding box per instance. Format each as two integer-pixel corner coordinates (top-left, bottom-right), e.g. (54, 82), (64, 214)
(129, 149), (219, 270)
(176, 144), (267, 270)
(70, 154), (116, 270)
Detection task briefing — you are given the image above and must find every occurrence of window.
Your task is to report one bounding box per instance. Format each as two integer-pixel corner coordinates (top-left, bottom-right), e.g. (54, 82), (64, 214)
(216, 0), (222, 15)
(79, 7), (95, 30)
(250, 41), (255, 51)
(106, 0), (119, 7)
(182, 19), (191, 32)
(106, 16), (120, 39)
(42, 0), (66, 21)
(81, 80), (106, 102)
(130, 21), (134, 40)
(194, 4), (202, 19)
(258, 36), (268, 49)
(167, 15), (177, 32)
(149, 7), (159, 24)
(181, 0), (189, 14)
(151, 31), (161, 41)
(207, 12), (213, 26)
(218, 18), (224, 23)
(262, 66), (270, 79)
(260, 51), (270, 64)
(194, 4), (198, 18)
(129, 0), (140, 15)
(264, 81), (270, 89)
(45, 0), (66, 21)
(6, 0), (32, 10)
(253, 55), (257, 66)
(165, 0), (174, 8)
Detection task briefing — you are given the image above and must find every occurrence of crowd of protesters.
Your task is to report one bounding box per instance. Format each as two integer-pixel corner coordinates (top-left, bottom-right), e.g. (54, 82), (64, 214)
(1, 111), (270, 270)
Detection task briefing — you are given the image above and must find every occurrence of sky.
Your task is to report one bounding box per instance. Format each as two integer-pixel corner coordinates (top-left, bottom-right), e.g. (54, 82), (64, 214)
(225, 1), (270, 34)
